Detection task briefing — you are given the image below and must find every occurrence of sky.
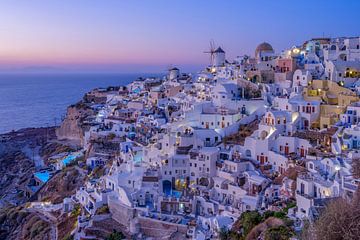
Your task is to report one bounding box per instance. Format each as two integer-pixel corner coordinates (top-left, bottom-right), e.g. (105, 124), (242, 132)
(0, 0), (359, 73)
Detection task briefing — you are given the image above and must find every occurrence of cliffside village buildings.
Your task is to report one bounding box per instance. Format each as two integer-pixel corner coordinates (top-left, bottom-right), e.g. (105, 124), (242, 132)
(53, 37), (360, 239)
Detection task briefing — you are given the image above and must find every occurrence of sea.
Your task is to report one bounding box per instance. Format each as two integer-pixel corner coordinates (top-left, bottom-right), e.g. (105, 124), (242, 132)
(0, 73), (160, 134)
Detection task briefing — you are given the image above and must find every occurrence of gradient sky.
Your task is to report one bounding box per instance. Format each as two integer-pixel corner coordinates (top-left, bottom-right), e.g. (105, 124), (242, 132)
(0, 0), (359, 73)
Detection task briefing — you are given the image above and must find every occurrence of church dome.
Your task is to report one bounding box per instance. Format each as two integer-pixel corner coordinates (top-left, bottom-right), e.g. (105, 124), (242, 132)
(255, 42), (274, 58)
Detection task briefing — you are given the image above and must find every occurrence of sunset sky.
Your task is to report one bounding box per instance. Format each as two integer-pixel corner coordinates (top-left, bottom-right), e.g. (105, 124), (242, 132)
(0, 0), (359, 73)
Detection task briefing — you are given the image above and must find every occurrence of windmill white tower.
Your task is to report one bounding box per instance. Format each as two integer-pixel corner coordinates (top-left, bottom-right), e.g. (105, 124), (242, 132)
(168, 66), (180, 81)
(213, 47), (225, 66)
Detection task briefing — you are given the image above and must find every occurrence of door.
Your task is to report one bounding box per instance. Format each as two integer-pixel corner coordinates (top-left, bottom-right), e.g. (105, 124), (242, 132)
(260, 156), (265, 164)
(300, 148), (305, 157)
(285, 146), (289, 155)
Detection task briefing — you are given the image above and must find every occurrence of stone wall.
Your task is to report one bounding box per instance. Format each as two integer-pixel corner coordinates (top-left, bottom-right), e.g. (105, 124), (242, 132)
(108, 197), (135, 230)
(137, 217), (187, 239)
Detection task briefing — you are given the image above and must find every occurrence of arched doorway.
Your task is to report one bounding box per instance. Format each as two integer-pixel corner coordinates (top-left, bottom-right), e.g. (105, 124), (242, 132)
(163, 180), (172, 196)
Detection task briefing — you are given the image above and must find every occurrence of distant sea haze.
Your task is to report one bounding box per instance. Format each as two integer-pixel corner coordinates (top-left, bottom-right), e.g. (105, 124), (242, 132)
(0, 73), (158, 134)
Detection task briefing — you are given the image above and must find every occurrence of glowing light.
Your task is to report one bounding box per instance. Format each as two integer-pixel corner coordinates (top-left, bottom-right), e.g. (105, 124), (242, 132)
(324, 189), (331, 197)
(292, 48), (300, 54)
(335, 165), (341, 171)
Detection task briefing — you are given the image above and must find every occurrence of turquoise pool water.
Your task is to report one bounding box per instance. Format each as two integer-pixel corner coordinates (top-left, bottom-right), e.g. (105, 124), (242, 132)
(172, 190), (182, 198)
(62, 154), (78, 166)
(180, 218), (190, 225)
(34, 171), (50, 183)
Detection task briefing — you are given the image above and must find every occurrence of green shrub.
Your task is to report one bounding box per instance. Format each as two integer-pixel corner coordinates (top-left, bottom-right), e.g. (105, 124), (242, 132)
(264, 225), (293, 240)
(106, 230), (125, 240)
(240, 211), (262, 236)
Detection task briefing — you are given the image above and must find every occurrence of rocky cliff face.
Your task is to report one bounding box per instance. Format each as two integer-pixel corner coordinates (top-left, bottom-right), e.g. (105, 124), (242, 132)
(0, 128), (56, 207)
(56, 102), (93, 146)
(0, 206), (52, 240)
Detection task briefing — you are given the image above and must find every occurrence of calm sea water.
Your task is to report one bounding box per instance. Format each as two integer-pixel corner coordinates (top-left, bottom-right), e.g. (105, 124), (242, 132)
(0, 73), (158, 134)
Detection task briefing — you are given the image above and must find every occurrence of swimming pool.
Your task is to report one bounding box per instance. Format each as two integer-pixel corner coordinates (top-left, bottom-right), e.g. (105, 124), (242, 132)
(34, 171), (50, 183)
(163, 181), (183, 198)
(180, 218), (190, 225)
(62, 154), (79, 166)
(172, 190), (182, 198)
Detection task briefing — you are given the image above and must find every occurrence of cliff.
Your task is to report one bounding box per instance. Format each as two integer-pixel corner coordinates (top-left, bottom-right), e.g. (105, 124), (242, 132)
(56, 102), (94, 146)
(0, 127), (56, 207)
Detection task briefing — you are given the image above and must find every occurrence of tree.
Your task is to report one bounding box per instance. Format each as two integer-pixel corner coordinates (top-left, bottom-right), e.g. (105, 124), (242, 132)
(302, 191), (360, 240)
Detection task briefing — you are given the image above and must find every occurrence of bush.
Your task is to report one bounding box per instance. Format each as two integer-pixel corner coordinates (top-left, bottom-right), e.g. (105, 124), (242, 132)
(71, 204), (81, 217)
(240, 211), (262, 236)
(273, 211), (286, 219)
(263, 211), (275, 220)
(106, 230), (125, 240)
(264, 225), (292, 240)
(95, 205), (110, 215)
(283, 201), (296, 213)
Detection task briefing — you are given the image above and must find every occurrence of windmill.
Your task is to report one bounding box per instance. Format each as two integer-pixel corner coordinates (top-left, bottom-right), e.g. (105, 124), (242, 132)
(166, 64), (179, 81)
(204, 40), (216, 66)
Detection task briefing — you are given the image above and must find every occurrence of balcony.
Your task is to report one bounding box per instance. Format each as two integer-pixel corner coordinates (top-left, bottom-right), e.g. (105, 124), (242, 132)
(296, 190), (314, 200)
(176, 145), (193, 155)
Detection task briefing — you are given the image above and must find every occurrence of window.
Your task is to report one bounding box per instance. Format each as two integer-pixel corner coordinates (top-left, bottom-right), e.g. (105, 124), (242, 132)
(300, 183), (305, 195)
